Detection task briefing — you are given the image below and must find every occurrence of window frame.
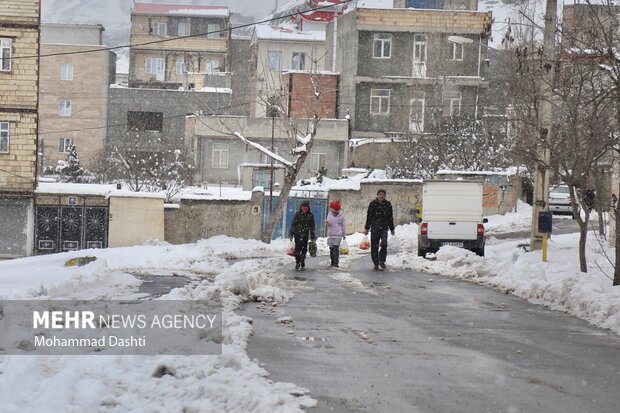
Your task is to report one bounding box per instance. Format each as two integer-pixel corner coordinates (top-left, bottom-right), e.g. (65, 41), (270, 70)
(145, 57), (165, 75)
(0, 122), (9, 153)
(58, 137), (73, 153)
(310, 145), (327, 172)
(59, 100), (72, 117)
(373, 33), (392, 59)
(409, 91), (425, 132)
(291, 52), (306, 70)
(151, 22), (167, 37)
(177, 21), (191, 36)
(212, 143), (229, 169)
(370, 88), (391, 115)
(443, 91), (462, 116)
(451, 42), (464, 61)
(267, 50), (282, 72)
(0, 38), (11, 72)
(207, 23), (221, 39)
(60, 63), (73, 80)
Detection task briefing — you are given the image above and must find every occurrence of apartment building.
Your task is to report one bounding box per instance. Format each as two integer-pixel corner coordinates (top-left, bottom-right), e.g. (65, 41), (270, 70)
(326, 6), (491, 168)
(129, 2), (231, 90)
(562, 3), (619, 50)
(0, 0), (40, 258)
(39, 23), (115, 171)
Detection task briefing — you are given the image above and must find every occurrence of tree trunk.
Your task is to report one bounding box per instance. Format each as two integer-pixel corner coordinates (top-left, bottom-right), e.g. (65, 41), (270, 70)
(579, 212), (588, 273)
(261, 168), (296, 243)
(614, 178), (620, 285)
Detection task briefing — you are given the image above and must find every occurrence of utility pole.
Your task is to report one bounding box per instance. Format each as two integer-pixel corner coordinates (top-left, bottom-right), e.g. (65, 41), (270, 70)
(530, 0), (557, 251)
(269, 113), (275, 217)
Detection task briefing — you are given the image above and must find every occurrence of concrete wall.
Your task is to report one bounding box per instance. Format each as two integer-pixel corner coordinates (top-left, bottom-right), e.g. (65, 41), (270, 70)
(41, 23), (103, 45)
(189, 116), (349, 184)
(108, 196), (165, 247)
(164, 189), (264, 243)
(229, 37), (253, 117)
(393, 0), (478, 11)
(329, 180), (423, 234)
(349, 141), (405, 170)
(106, 87), (244, 150)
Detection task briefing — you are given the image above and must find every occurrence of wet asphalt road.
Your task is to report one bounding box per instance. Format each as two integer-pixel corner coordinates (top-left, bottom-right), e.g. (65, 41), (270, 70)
(240, 254), (620, 413)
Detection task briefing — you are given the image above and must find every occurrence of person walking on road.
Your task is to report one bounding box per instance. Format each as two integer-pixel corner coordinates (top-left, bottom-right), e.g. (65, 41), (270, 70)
(325, 200), (346, 267)
(289, 201), (316, 271)
(364, 189), (395, 270)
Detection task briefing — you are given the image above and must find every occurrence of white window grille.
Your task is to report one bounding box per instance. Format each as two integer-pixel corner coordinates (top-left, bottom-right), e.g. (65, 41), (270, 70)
(443, 91), (461, 116)
(0, 122), (9, 153)
(292, 52), (306, 70)
(370, 89), (390, 115)
(0, 38), (11, 71)
(178, 21), (190, 36)
(451, 42), (464, 61)
(409, 91), (425, 132)
(58, 137), (73, 153)
(373, 33), (392, 58)
(207, 23), (221, 39)
(59, 100), (72, 117)
(413, 34), (427, 77)
(212, 143), (229, 169)
(268, 51), (282, 71)
(151, 22), (167, 37)
(310, 145), (327, 172)
(60, 64), (73, 80)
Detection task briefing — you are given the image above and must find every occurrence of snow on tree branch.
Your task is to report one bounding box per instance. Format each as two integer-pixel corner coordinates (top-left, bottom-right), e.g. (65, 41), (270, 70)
(233, 132), (294, 167)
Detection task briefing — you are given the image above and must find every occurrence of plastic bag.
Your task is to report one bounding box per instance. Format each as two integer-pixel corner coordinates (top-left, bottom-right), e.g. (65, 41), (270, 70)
(286, 240), (295, 256)
(339, 239), (349, 255)
(308, 240), (317, 257)
(359, 235), (370, 250)
(388, 235), (401, 253)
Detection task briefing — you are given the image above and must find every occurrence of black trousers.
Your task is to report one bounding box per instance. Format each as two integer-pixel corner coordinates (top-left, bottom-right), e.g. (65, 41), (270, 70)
(370, 229), (388, 265)
(294, 235), (309, 264)
(329, 245), (340, 266)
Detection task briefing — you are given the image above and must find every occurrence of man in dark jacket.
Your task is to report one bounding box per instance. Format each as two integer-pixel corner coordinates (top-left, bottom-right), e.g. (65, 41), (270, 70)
(364, 189), (395, 270)
(289, 201), (316, 271)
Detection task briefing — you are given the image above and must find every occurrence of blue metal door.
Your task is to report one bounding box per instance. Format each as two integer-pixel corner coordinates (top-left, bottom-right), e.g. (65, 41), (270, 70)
(263, 196), (328, 240)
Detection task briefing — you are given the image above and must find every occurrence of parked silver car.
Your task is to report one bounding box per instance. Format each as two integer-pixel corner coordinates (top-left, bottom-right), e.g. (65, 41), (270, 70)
(548, 184), (579, 219)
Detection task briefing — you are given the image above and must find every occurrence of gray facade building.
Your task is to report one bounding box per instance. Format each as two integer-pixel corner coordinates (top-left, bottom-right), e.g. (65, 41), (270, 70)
(326, 7), (492, 140)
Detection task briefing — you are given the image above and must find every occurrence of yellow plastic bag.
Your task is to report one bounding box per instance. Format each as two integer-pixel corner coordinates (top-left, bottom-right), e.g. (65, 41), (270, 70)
(339, 239), (349, 255)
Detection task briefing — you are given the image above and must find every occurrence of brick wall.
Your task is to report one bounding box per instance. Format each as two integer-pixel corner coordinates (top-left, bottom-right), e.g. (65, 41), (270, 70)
(282, 72), (339, 119)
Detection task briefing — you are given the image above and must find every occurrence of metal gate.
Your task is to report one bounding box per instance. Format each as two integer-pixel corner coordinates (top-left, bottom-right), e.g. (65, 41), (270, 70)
(263, 196), (328, 240)
(35, 205), (108, 255)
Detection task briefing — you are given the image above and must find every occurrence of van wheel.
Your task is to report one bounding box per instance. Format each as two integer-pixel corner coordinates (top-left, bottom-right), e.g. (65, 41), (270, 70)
(417, 248), (426, 257)
(475, 248), (485, 257)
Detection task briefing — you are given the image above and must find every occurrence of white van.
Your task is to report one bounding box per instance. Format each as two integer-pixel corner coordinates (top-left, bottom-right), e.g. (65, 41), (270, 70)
(417, 180), (487, 257)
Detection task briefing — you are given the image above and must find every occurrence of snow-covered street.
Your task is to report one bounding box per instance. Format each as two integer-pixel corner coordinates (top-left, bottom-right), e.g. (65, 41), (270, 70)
(1, 205), (619, 412)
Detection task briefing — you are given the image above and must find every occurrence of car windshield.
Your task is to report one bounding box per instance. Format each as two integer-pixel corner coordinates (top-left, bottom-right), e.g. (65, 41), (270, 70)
(550, 186), (570, 194)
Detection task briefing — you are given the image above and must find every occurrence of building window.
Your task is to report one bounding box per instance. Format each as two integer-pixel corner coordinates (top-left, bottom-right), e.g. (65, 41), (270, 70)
(58, 137), (73, 153)
(212, 143), (229, 169)
(207, 23), (221, 39)
(409, 92), (425, 132)
(176, 59), (185, 74)
(60, 64), (73, 80)
(145, 57), (165, 75)
(151, 22), (167, 37)
(0, 38), (11, 71)
(292, 52), (306, 70)
(267, 51), (282, 71)
(370, 89), (390, 115)
(310, 145), (327, 172)
(59, 100), (72, 117)
(373, 33), (392, 58)
(0, 122), (9, 153)
(443, 91), (461, 116)
(451, 42), (464, 61)
(127, 111), (163, 132)
(205, 59), (220, 74)
(406, 0), (444, 8)
(178, 21), (190, 36)
(413, 34), (427, 63)
(252, 170), (271, 188)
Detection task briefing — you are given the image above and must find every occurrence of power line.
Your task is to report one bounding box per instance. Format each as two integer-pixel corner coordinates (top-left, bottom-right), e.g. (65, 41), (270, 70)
(13, 0), (354, 61)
